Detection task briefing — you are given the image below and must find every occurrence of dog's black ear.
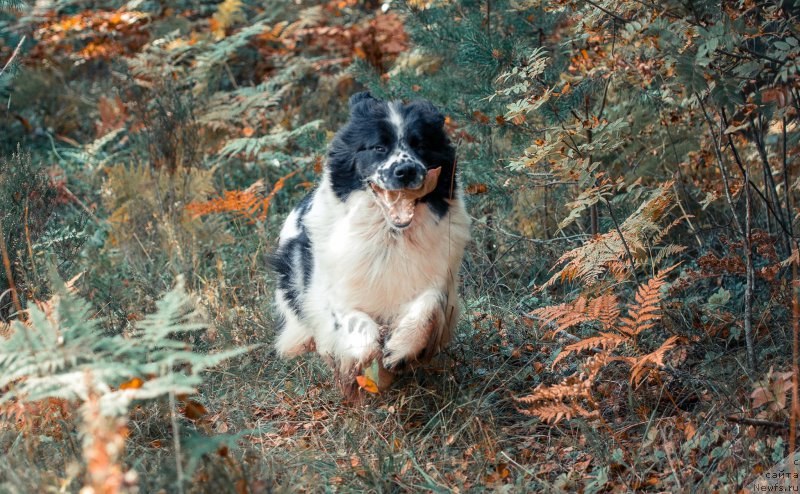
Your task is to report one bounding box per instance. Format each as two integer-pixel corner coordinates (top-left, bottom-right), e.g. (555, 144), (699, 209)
(349, 91), (376, 108)
(407, 99), (445, 128)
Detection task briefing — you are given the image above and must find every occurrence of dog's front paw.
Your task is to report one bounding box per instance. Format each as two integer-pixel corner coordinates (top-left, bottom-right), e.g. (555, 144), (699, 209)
(382, 309), (440, 370)
(380, 347), (405, 371)
(338, 311), (381, 363)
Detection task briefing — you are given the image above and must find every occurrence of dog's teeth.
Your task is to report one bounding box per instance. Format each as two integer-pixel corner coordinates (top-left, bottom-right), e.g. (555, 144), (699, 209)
(373, 168), (443, 227)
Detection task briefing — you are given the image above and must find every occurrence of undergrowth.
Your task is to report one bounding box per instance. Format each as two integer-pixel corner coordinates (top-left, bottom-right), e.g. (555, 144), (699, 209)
(1, 0), (798, 492)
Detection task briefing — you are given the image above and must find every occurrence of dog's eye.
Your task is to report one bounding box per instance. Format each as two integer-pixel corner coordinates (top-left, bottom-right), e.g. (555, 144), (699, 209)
(372, 145), (387, 153)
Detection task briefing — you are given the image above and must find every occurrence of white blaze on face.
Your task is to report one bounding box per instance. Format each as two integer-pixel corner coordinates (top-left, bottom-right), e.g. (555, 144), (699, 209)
(388, 101), (404, 140)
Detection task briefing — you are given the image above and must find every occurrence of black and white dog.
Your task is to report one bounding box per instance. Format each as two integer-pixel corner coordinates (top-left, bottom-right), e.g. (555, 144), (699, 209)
(271, 92), (470, 392)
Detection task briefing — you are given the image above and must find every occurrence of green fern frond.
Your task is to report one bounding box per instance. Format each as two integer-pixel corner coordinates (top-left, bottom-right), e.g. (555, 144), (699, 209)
(0, 274), (255, 416)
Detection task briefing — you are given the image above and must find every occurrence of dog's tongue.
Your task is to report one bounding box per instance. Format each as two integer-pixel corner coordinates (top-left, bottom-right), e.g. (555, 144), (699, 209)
(375, 167), (442, 226)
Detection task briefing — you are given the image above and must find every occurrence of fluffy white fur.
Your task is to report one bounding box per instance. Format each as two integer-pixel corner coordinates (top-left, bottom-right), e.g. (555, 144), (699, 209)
(274, 170), (471, 376)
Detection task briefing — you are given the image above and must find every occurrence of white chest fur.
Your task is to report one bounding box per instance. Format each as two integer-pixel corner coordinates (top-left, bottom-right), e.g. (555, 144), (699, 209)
(305, 181), (470, 324)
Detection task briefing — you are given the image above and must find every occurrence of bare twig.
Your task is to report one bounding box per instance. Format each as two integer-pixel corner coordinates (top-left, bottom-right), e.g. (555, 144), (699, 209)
(663, 120), (703, 247)
(169, 389), (185, 494)
(792, 242), (799, 458)
(602, 197), (640, 284)
(585, 0), (630, 23)
(697, 95), (743, 236)
(751, 115), (788, 249)
(671, 181), (703, 248)
(790, 112), (799, 459)
(726, 415), (788, 429)
(0, 36), (25, 79)
(782, 117), (794, 239)
(744, 152), (757, 371)
(720, 108), (795, 246)
(698, 96), (757, 369)
(0, 218), (24, 320)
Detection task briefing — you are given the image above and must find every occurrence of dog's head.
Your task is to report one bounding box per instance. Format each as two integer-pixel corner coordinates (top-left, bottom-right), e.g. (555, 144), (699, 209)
(327, 92), (456, 229)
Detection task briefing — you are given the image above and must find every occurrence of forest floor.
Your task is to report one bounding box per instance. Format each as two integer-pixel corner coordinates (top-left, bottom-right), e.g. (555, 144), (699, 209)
(1, 0), (794, 492)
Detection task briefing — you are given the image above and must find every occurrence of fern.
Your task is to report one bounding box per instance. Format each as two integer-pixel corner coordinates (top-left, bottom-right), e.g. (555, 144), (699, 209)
(185, 188), (263, 223)
(530, 296), (592, 334)
(199, 82), (286, 132)
(589, 294), (620, 330)
(211, 0), (246, 39)
(627, 335), (680, 387)
(218, 120), (323, 159)
(0, 273), (254, 416)
(185, 169), (300, 223)
(618, 269), (672, 337)
(192, 21), (271, 93)
(543, 183), (678, 288)
(518, 267), (678, 424)
(551, 333), (626, 367)
(531, 293), (620, 335)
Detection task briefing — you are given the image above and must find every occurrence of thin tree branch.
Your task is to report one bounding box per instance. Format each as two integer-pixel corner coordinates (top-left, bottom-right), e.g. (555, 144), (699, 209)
(782, 117), (794, 239)
(726, 415), (788, 429)
(0, 218), (24, 321)
(697, 94), (744, 236)
(720, 108), (796, 248)
(750, 115), (788, 247)
(602, 197), (639, 284)
(744, 150), (757, 371)
(0, 36), (24, 79)
(584, 0), (630, 23)
(700, 100), (756, 369)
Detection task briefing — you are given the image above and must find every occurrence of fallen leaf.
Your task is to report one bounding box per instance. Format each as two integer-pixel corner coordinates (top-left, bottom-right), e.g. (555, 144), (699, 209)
(119, 377), (144, 390)
(356, 375), (379, 394)
(466, 183), (488, 195)
(183, 400), (208, 420)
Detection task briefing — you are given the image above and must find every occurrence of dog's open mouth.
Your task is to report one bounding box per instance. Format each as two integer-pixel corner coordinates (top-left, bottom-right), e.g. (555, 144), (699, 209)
(370, 167), (441, 229)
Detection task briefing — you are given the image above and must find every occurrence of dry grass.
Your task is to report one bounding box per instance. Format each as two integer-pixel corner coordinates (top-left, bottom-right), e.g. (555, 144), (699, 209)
(0, 210), (781, 494)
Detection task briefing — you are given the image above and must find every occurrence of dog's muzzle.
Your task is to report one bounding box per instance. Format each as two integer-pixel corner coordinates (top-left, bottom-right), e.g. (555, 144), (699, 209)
(369, 166), (441, 230)
(379, 160), (427, 191)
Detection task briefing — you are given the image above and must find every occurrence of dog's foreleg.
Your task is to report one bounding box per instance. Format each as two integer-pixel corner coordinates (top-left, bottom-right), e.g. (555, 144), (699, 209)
(274, 290), (315, 357)
(333, 310), (382, 362)
(382, 289), (449, 370)
(274, 320), (315, 357)
(324, 310), (381, 397)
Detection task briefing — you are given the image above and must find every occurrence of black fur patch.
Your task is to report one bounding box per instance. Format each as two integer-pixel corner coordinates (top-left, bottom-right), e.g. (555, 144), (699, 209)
(269, 228), (313, 318)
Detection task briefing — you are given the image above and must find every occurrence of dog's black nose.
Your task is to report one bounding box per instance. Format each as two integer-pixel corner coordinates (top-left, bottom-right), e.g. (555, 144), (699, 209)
(393, 162), (421, 186)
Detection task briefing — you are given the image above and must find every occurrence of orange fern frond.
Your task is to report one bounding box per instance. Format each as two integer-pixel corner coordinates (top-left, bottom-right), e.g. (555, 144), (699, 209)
(530, 296), (591, 334)
(520, 267), (682, 424)
(618, 270), (669, 336)
(515, 377), (592, 404)
(184, 168), (301, 223)
(542, 184), (678, 289)
(587, 293), (619, 330)
(580, 352), (612, 382)
(253, 168), (300, 221)
(185, 188), (262, 222)
(627, 335), (680, 386)
(516, 402), (597, 423)
(551, 332), (626, 367)
(514, 372), (599, 423)
(531, 292), (619, 336)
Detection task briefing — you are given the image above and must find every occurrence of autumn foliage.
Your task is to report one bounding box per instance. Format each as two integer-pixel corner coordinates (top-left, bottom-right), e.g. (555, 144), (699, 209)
(2, 0), (799, 492)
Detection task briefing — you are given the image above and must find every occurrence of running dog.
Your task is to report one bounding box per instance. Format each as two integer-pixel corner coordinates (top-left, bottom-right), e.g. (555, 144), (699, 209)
(271, 92), (471, 394)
